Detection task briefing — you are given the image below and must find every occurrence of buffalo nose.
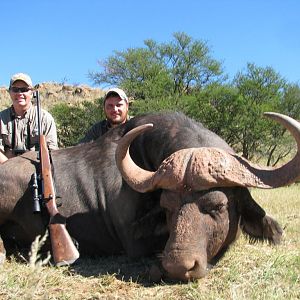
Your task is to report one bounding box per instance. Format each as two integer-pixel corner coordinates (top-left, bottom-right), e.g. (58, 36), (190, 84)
(162, 253), (208, 281)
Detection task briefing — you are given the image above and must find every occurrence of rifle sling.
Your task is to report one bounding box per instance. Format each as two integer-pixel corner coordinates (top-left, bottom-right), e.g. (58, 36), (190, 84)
(49, 213), (66, 225)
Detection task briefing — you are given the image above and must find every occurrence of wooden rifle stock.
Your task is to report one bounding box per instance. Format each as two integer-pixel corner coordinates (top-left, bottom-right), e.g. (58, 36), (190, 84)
(40, 135), (79, 265)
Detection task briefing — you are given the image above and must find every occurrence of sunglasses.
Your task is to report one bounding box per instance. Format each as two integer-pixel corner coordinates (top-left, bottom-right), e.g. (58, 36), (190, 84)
(10, 87), (32, 93)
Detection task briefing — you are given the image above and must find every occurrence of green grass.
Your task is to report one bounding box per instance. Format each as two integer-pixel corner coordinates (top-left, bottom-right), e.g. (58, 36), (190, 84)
(0, 185), (299, 299)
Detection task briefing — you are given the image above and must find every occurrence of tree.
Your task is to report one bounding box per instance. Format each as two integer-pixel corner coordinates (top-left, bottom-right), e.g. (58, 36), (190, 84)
(263, 83), (300, 166)
(89, 48), (172, 100)
(232, 63), (287, 161)
(279, 83), (300, 118)
(181, 64), (295, 166)
(146, 32), (224, 95)
(89, 32), (224, 100)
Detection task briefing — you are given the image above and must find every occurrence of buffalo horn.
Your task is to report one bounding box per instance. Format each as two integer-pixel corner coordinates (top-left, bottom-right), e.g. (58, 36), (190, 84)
(115, 112), (300, 192)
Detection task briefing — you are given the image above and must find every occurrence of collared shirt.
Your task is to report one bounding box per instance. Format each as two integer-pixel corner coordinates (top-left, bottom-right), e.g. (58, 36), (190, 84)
(0, 104), (58, 155)
(78, 116), (132, 144)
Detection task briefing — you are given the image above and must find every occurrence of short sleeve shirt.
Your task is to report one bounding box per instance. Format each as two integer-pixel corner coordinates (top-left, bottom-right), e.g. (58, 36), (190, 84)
(0, 104), (58, 154)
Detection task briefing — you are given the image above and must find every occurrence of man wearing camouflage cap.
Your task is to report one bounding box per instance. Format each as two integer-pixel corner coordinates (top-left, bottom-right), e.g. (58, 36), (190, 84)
(0, 73), (58, 163)
(79, 87), (130, 143)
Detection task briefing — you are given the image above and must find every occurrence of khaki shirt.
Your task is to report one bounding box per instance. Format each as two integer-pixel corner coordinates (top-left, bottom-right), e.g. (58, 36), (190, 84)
(0, 104), (58, 155)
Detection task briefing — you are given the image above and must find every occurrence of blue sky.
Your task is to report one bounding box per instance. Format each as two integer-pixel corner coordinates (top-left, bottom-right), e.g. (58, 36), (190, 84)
(0, 0), (299, 88)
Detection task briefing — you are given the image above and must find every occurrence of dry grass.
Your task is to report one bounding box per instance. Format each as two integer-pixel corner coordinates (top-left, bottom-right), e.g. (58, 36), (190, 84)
(1, 185), (299, 300)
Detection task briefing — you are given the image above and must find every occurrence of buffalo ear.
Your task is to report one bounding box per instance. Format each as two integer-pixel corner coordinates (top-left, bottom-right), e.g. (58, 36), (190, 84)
(237, 187), (266, 219)
(132, 223), (168, 240)
(240, 214), (283, 245)
(236, 187), (283, 244)
(154, 223), (168, 236)
(132, 208), (166, 240)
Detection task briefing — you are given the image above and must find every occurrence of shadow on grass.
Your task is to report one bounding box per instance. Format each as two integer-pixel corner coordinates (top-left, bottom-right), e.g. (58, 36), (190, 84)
(3, 237), (180, 286)
(69, 255), (176, 286)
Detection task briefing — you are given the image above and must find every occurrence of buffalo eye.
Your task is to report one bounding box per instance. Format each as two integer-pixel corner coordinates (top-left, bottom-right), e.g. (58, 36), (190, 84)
(202, 203), (226, 217)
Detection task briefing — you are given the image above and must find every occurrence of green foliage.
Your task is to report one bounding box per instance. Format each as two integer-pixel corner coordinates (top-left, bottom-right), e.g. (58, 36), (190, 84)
(179, 83), (241, 144)
(50, 99), (104, 147)
(147, 32), (224, 95)
(260, 84), (300, 166)
(130, 96), (182, 116)
(89, 48), (172, 100)
(280, 83), (300, 117)
(150, 63), (297, 166)
(89, 32), (224, 100)
(124, 68), (299, 167)
(231, 63), (288, 161)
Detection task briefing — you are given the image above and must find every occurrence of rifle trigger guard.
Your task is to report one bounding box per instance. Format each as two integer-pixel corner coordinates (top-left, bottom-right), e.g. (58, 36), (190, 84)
(43, 194), (54, 204)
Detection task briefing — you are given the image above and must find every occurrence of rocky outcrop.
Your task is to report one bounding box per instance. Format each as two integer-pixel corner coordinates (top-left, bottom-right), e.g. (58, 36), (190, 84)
(0, 83), (105, 110)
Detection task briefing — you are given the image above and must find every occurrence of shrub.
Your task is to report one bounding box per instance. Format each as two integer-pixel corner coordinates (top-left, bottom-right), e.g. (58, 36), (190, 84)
(51, 99), (104, 147)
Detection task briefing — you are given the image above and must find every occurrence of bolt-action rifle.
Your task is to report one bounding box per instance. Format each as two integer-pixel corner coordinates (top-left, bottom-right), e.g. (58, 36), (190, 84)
(33, 90), (79, 266)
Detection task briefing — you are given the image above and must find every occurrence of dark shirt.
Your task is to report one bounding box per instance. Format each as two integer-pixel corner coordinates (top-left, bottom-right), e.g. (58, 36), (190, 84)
(79, 115), (132, 144)
(78, 119), (111, 144)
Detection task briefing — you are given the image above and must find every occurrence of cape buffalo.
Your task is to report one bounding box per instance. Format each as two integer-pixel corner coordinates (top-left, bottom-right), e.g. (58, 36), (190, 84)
(0, 111), (298, 281)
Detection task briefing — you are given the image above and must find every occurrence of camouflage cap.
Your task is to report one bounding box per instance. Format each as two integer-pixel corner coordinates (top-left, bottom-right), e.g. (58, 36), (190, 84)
(104, 88), (128, 103)
(9, 73), (33, 88)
